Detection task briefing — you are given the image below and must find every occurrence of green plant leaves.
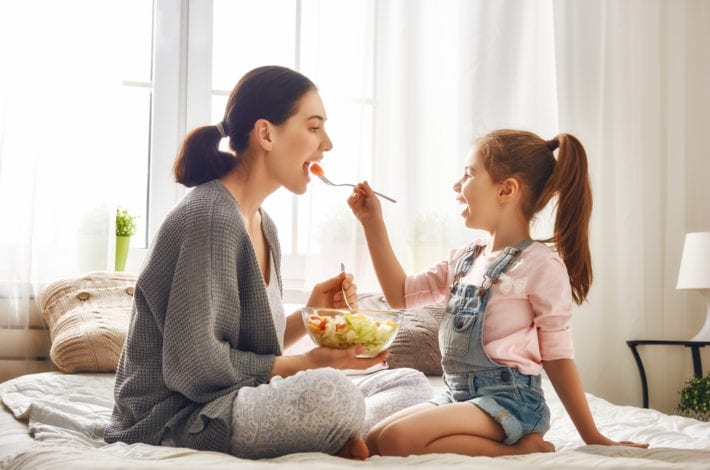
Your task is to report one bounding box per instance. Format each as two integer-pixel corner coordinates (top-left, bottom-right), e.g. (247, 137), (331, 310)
(116, 207), (138, 237)
(677, 373), (710, 418)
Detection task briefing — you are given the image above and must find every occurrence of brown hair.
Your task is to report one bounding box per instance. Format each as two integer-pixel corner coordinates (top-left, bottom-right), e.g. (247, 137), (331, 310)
(476, 129), (593, 304)
(173, 65), (316, 187)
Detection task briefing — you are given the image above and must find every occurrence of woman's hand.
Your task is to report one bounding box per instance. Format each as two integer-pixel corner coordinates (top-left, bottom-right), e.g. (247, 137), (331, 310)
(348, 181), (383, 226)
(306, 345), (387, 371)
(307, 272), (358, 309)
(271, 345), (387, 378)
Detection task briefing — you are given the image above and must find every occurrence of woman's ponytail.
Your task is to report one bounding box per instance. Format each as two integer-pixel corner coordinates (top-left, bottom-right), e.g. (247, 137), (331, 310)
(173, 125), (236, 187)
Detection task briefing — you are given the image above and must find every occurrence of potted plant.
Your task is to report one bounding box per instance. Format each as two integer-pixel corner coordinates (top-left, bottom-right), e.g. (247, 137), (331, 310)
(115, 207), (138, 272)
(676, 373), (710, 421)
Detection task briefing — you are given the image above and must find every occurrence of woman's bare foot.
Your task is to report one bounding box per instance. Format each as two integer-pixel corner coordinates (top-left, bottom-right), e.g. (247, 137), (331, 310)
(516, 433), (555, 453)
(336, 436), (370, 460)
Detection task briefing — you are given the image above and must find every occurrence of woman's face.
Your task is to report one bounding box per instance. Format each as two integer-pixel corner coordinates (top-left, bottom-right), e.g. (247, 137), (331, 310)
(453, 146), (501, 231)
(267, 89), (333, 195)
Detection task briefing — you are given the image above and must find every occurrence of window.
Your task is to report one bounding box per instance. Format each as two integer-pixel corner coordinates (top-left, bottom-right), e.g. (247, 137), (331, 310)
(117, 0), (154, 248)
(131, 0), (376, 291)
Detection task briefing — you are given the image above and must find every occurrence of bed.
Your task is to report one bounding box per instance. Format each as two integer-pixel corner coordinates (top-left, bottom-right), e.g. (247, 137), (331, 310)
(1, 370), (710, 470)
(1, 272), (709, 469)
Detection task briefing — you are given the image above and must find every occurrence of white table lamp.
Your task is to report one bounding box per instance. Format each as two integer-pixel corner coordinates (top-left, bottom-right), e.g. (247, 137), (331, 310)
(676, 232), (710, 342)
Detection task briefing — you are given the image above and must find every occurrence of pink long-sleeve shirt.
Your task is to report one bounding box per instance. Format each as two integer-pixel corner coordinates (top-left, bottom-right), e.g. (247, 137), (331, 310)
(404, 240), (575, 375)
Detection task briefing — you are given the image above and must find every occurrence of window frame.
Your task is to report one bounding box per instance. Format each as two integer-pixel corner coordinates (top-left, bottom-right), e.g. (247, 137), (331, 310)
(139, 0), (373, 302)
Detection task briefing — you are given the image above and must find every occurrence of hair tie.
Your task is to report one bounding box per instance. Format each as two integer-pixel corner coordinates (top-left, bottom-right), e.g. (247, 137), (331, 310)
(546, 138), (559, 152)
(216, 122), (227, 138)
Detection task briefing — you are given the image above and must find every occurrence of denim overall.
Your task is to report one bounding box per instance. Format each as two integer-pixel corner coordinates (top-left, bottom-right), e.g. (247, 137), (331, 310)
(430, 240), (551, 444)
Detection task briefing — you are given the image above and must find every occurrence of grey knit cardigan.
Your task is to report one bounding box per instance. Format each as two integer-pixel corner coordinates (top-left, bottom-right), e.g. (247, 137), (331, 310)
(104, 180), (283, 453)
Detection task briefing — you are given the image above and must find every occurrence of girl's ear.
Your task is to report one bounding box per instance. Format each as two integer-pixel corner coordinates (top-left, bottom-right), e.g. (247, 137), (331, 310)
(253, 118), (273, 151)
(497, 177), (521, 202)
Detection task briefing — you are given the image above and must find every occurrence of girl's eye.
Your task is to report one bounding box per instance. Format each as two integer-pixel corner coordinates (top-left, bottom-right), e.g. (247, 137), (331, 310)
(310, 127), (320, 133)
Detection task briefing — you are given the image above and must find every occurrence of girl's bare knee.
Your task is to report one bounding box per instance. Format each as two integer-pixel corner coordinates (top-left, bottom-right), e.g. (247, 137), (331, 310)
(377, 425), (416, 457)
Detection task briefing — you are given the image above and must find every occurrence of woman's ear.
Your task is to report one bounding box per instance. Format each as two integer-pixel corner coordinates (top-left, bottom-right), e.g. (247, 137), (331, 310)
(497, 177), (521, 202)
(253, 118), (273, 151)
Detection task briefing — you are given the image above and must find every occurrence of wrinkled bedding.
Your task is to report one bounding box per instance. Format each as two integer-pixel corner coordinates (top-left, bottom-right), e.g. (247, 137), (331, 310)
(1, 371), (709, 469)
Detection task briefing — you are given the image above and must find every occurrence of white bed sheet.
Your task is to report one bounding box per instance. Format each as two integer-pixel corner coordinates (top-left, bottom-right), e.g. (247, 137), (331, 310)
(1, 371), (709, 469)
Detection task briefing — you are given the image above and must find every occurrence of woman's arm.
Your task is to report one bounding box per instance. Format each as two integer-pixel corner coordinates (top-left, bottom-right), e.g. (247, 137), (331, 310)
(348, 182), (407, 308)
(543, 358), (648, 447)
(283, 309), (306, 350)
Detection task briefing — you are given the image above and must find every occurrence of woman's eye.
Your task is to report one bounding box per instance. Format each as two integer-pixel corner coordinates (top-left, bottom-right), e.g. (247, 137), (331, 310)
(310, 127), (320, 133)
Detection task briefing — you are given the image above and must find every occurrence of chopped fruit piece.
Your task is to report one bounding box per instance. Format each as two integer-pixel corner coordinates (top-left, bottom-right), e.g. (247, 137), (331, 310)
(310, 163), (325, 176)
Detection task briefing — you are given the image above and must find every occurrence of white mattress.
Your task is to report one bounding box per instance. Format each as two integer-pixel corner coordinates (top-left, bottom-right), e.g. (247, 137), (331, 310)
(1, 371), (709, 469)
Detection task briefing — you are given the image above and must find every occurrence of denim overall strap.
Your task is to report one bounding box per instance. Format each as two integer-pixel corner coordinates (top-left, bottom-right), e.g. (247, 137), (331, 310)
(451, 244), (485, 288)
(478, 239), (533, 295)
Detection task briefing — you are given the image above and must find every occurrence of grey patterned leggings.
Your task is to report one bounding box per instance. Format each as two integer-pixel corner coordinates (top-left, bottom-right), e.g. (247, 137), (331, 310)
(229, 367), (432, 459)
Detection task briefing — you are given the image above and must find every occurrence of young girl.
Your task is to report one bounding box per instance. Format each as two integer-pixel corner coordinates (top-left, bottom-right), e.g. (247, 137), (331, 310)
(348, 129), (649, 457)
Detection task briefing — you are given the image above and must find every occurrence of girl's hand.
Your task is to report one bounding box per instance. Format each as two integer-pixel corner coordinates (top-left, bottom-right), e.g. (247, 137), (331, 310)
(348, 181), (383, 226)
(585, 433), (649, 448)
(305, 344), (388, 371)
(307, 272), (358, 309)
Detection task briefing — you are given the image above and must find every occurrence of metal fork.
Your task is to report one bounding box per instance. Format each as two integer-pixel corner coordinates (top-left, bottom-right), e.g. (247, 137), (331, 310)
(340, 262), (353, 310)
(315, 174), (397, 203)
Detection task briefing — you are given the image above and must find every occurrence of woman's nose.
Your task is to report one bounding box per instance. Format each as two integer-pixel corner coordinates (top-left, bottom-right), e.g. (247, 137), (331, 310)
(322, 131), (333, 151)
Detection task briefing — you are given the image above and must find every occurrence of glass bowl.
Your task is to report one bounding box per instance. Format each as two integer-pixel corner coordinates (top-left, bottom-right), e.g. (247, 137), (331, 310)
(302, 307), (402, 358)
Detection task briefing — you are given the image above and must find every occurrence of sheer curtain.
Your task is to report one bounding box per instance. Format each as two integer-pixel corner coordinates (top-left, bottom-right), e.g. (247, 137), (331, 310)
(552, 0), (710, 413)
(307, 0), (562, 294)
(0, 2), (124, 378)
(323, 0), (709, 414)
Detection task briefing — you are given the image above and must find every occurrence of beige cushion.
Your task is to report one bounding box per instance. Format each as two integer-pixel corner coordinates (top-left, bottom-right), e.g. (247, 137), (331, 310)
(358, 293), (444, 376)
(40, 271), (137, 373)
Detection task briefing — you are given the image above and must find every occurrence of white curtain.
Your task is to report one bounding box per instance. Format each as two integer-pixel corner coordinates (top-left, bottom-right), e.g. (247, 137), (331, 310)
(314, 0), (709, 414)
(552, 0), (710, 413)
(307, 0), (562, 293)
(0, 2), (124, 376)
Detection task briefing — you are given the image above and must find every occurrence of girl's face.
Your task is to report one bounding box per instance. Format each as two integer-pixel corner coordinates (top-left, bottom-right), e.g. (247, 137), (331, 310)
(453, 146), (501, 231)
(267, 89), (333, 194)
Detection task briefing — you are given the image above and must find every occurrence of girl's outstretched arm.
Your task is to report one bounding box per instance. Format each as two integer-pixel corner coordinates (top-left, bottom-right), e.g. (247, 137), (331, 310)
(543, 358), (648, 448)
(348, 181), (406, 308)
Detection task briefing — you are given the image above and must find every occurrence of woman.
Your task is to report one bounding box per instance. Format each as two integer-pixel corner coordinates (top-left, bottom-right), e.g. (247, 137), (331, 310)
(104, 66), (385, 459)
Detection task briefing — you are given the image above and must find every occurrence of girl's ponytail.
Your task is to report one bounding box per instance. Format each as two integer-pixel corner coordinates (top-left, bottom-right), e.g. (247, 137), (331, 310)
(539, 133), (593, 304)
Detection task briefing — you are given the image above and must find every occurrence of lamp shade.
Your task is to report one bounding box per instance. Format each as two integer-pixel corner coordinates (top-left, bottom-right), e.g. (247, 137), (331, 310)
(676, 232), (710, 290)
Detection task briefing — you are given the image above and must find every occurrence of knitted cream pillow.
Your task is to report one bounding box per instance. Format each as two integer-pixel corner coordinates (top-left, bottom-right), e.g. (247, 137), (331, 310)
(357, 293), (444, 376)
(40, 271), (138, 373)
